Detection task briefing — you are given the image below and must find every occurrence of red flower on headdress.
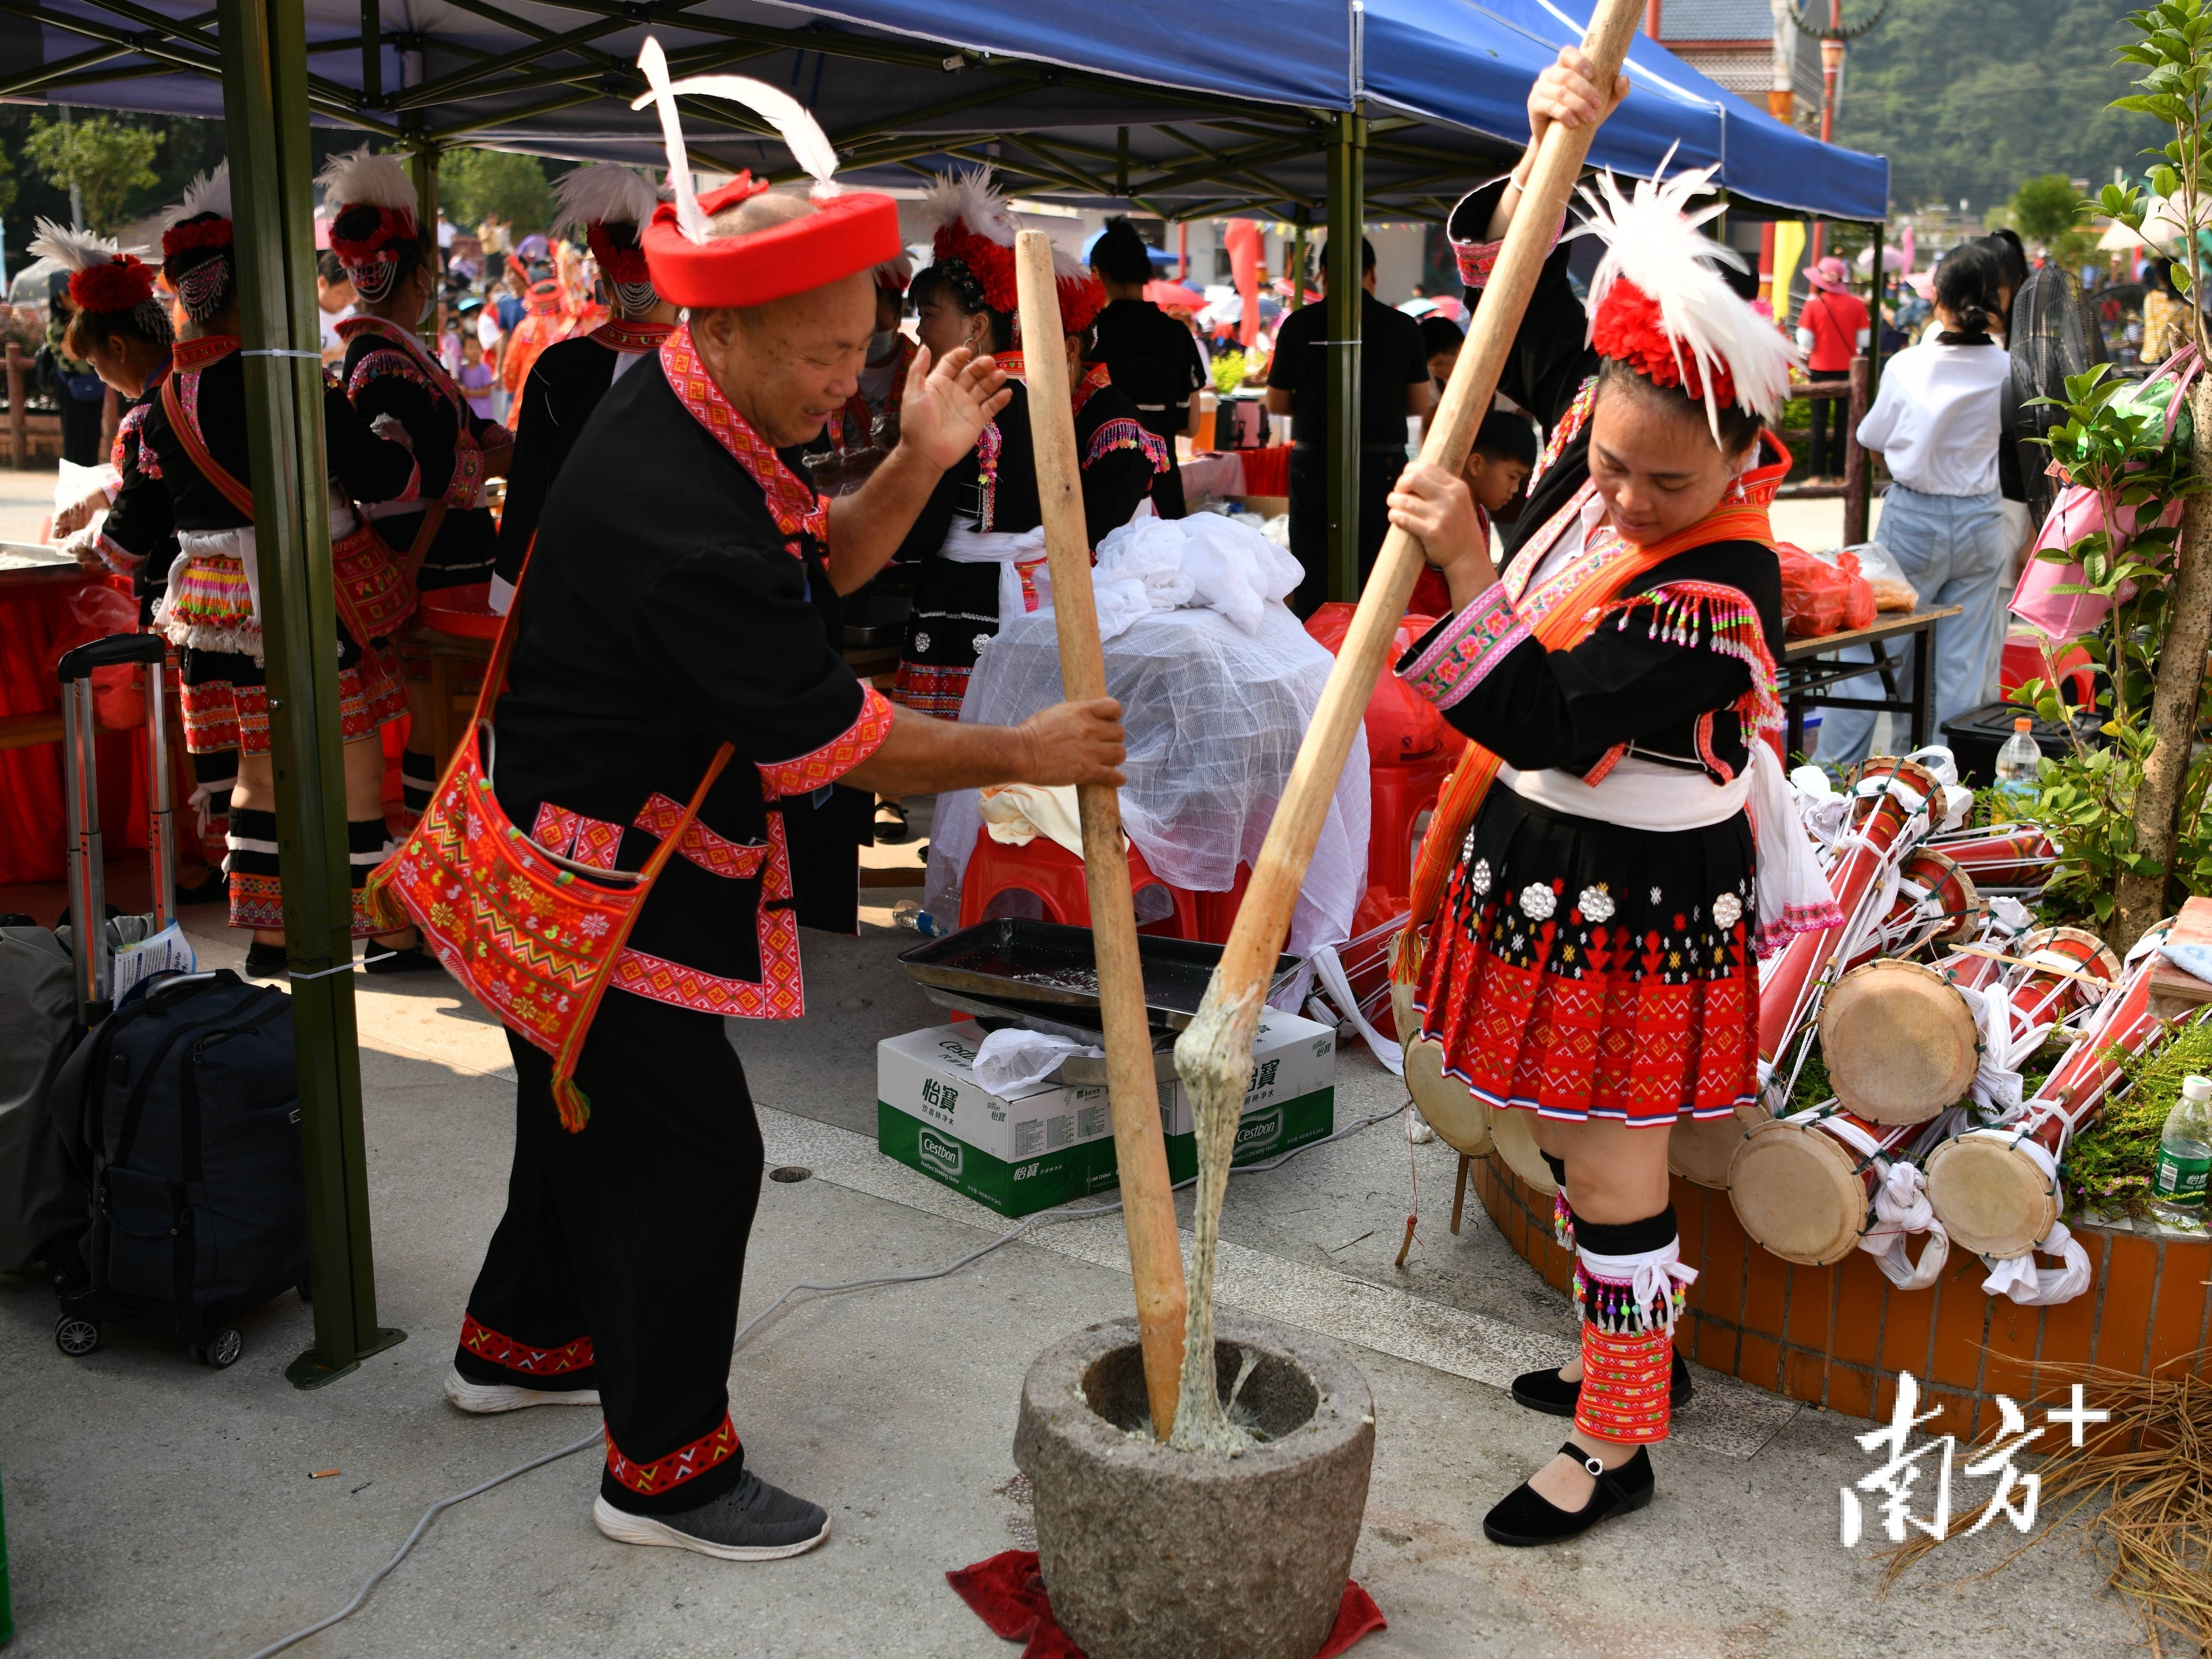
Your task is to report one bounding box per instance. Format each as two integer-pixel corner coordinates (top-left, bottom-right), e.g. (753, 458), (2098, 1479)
(1590, 277), (1737, 408)
(71, 256), (156, 313)
(586, 222), (650, 286)
(161, 218), (233, 256)
(329, 205), (416, 267)
(1057, 273), (1105, 336)
(934, 226), (1019, 314)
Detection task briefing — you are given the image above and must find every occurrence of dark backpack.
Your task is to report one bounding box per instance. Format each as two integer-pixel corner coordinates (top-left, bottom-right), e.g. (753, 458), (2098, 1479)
(51, 972), (307, 1313)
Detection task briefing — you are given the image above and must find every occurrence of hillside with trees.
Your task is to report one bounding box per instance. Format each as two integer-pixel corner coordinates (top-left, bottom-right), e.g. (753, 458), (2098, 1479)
(1831, 0), (2166, 214)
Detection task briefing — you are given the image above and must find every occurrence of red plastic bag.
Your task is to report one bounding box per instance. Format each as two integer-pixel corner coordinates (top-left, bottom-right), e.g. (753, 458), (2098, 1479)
(46, 582), (149, 729)
(1777, 542), (1875, 638)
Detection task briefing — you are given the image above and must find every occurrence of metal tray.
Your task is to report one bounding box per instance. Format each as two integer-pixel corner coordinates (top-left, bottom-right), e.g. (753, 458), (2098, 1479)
(898, 918), (1301, 1033)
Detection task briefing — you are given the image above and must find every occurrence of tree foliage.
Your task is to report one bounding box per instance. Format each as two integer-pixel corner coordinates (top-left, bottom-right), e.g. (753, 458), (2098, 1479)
(440, 149), (554, 234)
(24, 114), (162, 234)
(2013, 172), (2087, 241)
(1833, 0), (2166, 213)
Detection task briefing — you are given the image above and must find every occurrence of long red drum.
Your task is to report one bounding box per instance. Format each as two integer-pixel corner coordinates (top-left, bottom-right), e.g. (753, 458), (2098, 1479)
(1847, 848), (1980, 970)
(1931, 824), (2058, 891)
(1728, 1109), (1921, 1266)
(1925, 938), (2170, 1258)
(2006, 925), (2120, 1030)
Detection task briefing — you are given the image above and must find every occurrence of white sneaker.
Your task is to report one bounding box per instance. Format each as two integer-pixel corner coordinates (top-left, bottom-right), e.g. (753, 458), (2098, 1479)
(443, 1365), (602, 1415)
(593, 1470), (830, 1561)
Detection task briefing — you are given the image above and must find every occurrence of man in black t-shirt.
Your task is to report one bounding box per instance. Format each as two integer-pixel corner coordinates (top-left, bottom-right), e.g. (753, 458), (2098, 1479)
(1265, 235), (1434, 615)
(1088, 218), (1206, 518)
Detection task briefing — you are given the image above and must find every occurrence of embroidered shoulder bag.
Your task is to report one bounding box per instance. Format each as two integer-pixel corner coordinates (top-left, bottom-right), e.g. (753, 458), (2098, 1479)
(160, 371), (438, 644)
(361, 558), (731, 1129)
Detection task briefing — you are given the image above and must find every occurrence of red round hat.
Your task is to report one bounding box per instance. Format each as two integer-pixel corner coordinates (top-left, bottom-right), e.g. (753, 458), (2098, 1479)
(643, 175), (901, 309)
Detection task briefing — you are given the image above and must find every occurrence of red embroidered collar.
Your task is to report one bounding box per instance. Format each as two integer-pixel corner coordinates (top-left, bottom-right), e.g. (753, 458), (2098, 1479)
(1069, 361), (1113, 415)
(658, 324), (827, 554)
(173, 334), (240, 372)
(593, 318), (676, 355)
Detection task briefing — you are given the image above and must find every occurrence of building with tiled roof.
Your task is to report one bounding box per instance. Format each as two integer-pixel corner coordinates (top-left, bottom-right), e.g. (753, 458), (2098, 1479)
(1652, 0), (1824, 128)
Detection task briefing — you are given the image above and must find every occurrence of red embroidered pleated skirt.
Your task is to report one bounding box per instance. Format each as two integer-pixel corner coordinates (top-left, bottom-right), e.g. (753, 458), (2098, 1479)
(1414, 789), (1760, 1126)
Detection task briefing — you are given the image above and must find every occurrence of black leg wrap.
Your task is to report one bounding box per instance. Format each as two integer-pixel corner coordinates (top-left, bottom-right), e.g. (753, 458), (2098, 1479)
(401, 749), (435, 813)
(1573, 1204), (1679, 1259)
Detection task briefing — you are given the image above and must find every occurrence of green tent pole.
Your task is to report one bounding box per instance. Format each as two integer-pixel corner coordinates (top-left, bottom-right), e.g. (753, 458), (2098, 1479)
(0, 1457), (13, 1645)
(1288, 207), (1308, 314)
(407, 132), (441, 348)
(1324, 104), (1365, 602)
(215, 0), (405, 1390)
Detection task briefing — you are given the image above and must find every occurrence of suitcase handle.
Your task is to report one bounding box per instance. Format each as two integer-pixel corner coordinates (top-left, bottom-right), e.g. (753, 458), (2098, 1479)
(58, 631), (167, 684)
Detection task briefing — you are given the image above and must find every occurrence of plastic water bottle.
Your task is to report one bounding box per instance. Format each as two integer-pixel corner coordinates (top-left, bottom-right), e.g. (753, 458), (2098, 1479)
(1993, 717), (2043, 816)
(2151, 1074), (2212, 1224)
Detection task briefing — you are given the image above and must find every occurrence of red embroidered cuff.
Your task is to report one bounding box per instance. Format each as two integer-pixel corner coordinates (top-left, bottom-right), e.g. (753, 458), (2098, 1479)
(605, 1417), (741, 1496)
(458, 1313), (594, 1376)
(1398, 584), (1528, 710)
(756, 684), (894, 799)
(1449, 206), (1565, 290)
(444, 441), (486, 509)
(94, 530), (142, 571)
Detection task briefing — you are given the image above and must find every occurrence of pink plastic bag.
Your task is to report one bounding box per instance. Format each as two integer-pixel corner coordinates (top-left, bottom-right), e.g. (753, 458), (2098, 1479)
(2009, 349), (2197, 642)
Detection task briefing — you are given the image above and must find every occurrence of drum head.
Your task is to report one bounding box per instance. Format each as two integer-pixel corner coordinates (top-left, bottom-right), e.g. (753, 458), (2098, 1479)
(2019, 925), (2123, 986)
(1404, 1037), (1494, 1157)
(1727, 1119), (1869, 1265)
(1900, 850), (1982, 949)
(1819, 959), (1980, 1124)
(1489, 1103), (1558, 1196)
(1924, 1135), (2060, 1258)
(1670, 1106), (1763, 1187)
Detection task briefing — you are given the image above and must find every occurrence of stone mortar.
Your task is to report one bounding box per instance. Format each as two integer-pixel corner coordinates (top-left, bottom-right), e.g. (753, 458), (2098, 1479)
(1013, 1313), (1376, 1659)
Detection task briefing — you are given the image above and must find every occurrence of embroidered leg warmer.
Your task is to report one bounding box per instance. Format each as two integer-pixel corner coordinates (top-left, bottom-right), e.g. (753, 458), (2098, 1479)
(401, 749), (436, 815)
(1572, 1207), (1697, 1446)
(349, 818), (394, 937)
(226, 807), (282, 932)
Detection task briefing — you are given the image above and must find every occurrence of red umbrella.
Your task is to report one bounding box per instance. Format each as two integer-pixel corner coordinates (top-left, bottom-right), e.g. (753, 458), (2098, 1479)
(1145, 279), (1205, 314)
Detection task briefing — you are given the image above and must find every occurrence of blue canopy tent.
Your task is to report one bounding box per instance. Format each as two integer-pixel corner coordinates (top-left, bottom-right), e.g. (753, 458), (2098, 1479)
(0, 0), (1886, 1385)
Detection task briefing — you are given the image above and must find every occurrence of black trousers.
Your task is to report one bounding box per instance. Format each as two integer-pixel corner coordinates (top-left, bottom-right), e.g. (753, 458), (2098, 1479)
(457, 987), (765, 1515)
(1287, 447), (1399, 618)
(1807, 393), (1850, 479)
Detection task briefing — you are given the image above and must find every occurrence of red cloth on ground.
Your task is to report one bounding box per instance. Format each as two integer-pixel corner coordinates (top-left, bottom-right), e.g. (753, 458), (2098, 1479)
(948, 1550), (1386, 1659)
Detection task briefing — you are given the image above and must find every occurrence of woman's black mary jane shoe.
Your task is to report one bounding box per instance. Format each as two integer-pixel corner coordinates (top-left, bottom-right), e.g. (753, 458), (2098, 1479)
(1482, 1442), (1654, 1547)
(1509, 1349), (1694, 1416)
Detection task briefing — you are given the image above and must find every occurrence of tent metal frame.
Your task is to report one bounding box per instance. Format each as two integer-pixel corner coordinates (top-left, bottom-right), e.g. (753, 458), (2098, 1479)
(66, 0), (1879, 1386)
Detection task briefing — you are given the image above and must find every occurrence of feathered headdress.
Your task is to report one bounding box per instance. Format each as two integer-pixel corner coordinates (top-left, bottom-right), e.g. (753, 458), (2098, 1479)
(317, 147), (419, 294)
(628, 36), (898, 308)
(917, 167), (1099, 331)
(1570, 154), (1799, 440)
(552, 164), (663, 286)
(30, 219), (157, 314)
(161, 166), (234, 257)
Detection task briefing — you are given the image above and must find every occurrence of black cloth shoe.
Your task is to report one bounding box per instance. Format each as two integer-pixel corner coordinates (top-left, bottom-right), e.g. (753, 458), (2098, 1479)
(873, 799), (909, 843)
(1510, 1349), (1695, 1417)
(1483, 1442), (1654, 1546)
(243, 941), (289, 978)
(363, 944), (440, 975)
(593, 1469), (830, 1561)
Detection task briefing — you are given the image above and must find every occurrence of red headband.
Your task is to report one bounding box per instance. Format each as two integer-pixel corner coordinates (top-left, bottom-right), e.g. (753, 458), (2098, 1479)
(329, 205), (418, 268)
(161, 218), (232, 257)
(641, 175), (902, 309)
(585, 222), (651, 286)
(1590, 279), (1738, 409)
(1057, 274), (1105, 336)
(70, 256), (158, 313)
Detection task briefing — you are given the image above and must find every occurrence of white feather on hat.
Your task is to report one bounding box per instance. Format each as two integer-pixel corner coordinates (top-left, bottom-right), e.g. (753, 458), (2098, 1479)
(1570, 152), (1798, 437)
(916, 166), (1087, 281)
(551, 163), (664, 241)
(28, 219), (143, 272)
(630, 36), (844, 246)
(168, 164), (233, 228)
(315, 146), (417, 214)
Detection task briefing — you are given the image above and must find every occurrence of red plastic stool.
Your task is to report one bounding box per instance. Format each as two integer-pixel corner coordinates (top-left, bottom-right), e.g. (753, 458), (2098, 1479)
(1368, 746), (1457, 902)
(958, 829), (1198, 938)
(1193, 864), (1253, 945)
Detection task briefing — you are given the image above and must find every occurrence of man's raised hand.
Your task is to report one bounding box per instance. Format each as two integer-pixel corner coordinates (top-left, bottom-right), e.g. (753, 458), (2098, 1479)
(899, 343), (1013, 470)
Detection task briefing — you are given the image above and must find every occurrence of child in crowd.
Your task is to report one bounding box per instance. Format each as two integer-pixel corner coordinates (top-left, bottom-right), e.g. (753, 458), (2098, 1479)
(1408, 409), (1538, 616)
(456, 330), (499, 423)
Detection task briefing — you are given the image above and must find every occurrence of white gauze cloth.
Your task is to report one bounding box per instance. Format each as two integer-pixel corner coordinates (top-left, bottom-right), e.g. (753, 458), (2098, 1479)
(927, 602), (1369, 959)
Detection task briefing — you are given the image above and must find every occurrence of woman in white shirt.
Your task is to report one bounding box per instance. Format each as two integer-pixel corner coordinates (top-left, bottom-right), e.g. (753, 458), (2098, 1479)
(1815, 243), (2012, 765)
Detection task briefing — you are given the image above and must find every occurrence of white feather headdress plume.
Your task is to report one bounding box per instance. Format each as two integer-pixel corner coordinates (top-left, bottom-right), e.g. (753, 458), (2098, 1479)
(167, 164), (233, 228)
(28, 219), (138, 273)
(1569, 152), (1798, 439)
(631, 36), (841, 247)
(314, 146), (417, 215)
(915, 166), (1087, 281)
(550, 164), (663, 240)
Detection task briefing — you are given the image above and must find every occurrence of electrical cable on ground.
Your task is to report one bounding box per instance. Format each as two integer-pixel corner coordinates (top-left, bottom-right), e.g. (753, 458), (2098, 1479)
(233, 1098), (1408, 1659)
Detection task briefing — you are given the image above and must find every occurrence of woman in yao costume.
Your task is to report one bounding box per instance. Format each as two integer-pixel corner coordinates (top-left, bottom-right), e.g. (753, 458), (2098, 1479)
(892, 170), (1167, 717)
(319, 147), (514, 818)
(1385, 53), (1837, 1545)
(92, 168), (427, 972)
